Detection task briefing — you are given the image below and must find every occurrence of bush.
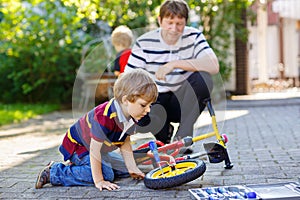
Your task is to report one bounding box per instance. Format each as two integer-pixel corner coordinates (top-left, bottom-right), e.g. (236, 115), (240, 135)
(0, 1), (91, 104)
(0, 0), (254, 105)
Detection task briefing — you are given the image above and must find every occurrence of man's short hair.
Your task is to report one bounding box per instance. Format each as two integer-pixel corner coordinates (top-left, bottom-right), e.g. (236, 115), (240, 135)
(159, 0), (189, 22)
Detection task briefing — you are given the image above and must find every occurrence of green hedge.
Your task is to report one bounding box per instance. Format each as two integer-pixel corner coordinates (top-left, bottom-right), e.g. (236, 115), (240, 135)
(0, 0), (254, 104)
(0, 1), (91, 104)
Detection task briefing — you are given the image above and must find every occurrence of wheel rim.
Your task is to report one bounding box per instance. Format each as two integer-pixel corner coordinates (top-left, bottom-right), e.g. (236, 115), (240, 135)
(150, 161), (197, 179)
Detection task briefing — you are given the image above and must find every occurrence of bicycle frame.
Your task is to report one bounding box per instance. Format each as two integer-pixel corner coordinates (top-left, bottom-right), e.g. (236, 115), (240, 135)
(133, 98), (233, 169)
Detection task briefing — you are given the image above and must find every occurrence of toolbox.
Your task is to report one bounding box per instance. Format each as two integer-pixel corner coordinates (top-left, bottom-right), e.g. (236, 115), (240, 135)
(189, 182), (300, 200)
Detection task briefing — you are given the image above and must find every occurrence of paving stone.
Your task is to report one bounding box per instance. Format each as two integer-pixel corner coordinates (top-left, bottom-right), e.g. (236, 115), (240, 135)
(0, 94), (300, 198)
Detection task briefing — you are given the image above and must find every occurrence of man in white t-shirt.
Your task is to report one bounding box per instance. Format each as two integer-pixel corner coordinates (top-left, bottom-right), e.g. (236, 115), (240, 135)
(125, 0), (219, 153)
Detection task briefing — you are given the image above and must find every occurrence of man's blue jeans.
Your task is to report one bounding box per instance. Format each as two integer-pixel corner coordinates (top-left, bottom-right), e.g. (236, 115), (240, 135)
(50, 151), (129, 186)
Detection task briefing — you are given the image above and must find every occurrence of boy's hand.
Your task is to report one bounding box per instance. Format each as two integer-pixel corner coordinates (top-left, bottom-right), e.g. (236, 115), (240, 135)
(129, 170), (145, 180)
(95, 180), (120, 191)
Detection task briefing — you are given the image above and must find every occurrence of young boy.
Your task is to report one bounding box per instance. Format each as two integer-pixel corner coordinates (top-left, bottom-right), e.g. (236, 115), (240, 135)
(111, 25), (133, 77)
(35, 69), (158, 191)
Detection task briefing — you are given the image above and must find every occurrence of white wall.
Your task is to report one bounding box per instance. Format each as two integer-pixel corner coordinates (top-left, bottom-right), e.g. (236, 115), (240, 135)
(224, 12), (300, 92)
(247, 18), (299, 80)
(248, 25), (280, 79)
(283, 18), (299, 77)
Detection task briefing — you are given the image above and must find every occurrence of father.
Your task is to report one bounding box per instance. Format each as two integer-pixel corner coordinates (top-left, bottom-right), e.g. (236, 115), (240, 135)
(125, 0), (219, 151)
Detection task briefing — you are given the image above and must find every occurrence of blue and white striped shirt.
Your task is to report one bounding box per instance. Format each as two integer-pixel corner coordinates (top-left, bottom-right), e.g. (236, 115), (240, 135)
(125, 26), (214, 92)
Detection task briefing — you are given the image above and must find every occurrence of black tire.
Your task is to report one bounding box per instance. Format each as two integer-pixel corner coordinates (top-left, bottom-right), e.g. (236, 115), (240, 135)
(144, 159), (206, 189)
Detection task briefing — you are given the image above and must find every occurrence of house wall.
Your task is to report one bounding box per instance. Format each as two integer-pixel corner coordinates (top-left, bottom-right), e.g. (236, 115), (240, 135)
(248, 25), (280, 79)
(225, 1), (300, 93)
(246, 18), (299, 80)
(283, 18), (299, 77)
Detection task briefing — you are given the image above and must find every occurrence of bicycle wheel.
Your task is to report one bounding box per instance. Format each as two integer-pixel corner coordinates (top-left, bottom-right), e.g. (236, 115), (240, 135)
(144, 159), (206, 189)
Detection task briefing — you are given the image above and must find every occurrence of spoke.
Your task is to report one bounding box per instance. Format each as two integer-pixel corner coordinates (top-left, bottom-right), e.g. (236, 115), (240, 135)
(151, 162), (196, 179)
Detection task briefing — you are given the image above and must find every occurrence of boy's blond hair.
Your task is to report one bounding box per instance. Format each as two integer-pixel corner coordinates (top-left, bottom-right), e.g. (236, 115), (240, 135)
(111, 25), (133, 48)
(114, 69), (158, 103)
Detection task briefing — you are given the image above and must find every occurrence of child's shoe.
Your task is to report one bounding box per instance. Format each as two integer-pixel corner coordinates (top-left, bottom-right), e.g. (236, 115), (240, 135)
(35, 161), (54, 189)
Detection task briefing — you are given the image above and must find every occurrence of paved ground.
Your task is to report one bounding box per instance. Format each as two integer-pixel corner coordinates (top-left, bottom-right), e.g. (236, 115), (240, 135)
(0, 91), (300, 199)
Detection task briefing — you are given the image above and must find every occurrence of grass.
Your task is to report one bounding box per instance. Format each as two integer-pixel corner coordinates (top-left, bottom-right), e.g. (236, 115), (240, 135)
(0, 103), (60, 127)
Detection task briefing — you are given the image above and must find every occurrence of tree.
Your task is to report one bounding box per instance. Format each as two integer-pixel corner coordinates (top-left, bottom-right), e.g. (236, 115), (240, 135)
(0, 0), (255, 104)
(187, 0), (255, 81)
(0, 0), (90, 103)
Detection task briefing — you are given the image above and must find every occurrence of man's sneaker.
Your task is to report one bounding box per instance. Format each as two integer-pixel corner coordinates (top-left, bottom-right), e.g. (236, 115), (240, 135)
(165, 124), (174, 144)
(35, 161), (54, 189)
(179, 147), (194, 155)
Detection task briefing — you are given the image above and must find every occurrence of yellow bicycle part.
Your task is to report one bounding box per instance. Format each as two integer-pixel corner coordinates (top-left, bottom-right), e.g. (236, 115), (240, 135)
(149, 161), (198, 179)
(192, 116), (226, 148)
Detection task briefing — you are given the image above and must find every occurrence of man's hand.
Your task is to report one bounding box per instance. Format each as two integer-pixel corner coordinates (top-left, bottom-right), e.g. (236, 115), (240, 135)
(155, 62), (175, 81)
(95, 180), (120, 191)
